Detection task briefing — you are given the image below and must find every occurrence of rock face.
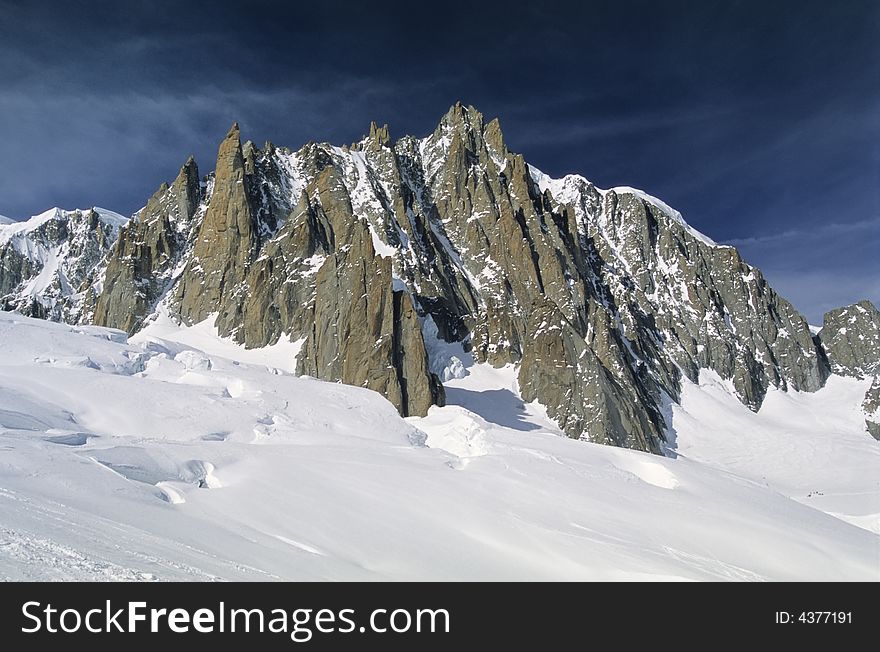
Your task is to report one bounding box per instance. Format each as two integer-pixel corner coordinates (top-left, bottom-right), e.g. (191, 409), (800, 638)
(174, 124), (256, 333)
(518, 297), (664, 451)
(295, 230), (444, 417)
(0, 207), (127, 321)
(5, 103), (873, 451)
(818, 300), (880, 378)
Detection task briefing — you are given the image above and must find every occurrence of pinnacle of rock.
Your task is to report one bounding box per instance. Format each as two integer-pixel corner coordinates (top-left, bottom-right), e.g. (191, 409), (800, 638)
(368, 121), (391, 147)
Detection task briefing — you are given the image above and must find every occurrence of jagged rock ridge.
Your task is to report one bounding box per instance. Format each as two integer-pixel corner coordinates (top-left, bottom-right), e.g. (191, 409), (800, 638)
(3, 104), (877, 451)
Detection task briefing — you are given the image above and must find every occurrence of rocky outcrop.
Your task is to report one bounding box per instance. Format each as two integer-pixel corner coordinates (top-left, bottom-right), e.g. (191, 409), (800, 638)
(296, 225), (444, 417)
(532, 175), (830, 411)
(863, 376), (880, 440)
(818, 300), (880, 378)
(518, 297), (665, 452)
(91, 158), (202, 332)
(173, 123), (257, 334)
(395, 104), (827, 446)
(95, 105), (837, 448)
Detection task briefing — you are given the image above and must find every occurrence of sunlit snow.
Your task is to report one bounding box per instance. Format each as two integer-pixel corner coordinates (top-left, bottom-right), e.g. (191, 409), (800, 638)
(0, 312), (876, 580)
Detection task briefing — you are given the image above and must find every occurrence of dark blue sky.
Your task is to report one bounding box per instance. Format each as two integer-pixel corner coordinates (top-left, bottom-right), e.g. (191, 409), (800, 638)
(1, 0), (877, 322)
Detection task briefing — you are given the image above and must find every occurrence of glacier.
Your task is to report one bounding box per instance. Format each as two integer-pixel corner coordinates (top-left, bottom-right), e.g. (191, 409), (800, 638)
(0, 311), (876, 580)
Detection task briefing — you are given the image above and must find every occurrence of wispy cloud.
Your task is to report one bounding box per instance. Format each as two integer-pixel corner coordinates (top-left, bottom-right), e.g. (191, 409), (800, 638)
(724, 218), (880, 247)
(509, 101), (764, 147)
(759, 268), (880, 324)
(0, 73), (456, 218)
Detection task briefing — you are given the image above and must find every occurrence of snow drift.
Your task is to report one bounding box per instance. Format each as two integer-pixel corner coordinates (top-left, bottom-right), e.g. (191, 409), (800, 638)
(0, 312), (876, 580)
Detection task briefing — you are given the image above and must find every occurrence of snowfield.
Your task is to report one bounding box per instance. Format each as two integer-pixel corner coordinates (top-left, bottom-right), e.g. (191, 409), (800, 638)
(0, 312), (877, 581)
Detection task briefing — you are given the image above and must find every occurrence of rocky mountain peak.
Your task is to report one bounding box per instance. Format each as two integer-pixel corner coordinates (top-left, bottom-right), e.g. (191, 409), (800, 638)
(0, 207), (127, 322)
(171, 156), (201, 219)
(172, 121), (254, 331)
(89, 151), (205, 332)
(179, 155), (199, 180)
(216, 123), (246, 183)
(368, 121), (391, 147)
(434, 102), (486, 144)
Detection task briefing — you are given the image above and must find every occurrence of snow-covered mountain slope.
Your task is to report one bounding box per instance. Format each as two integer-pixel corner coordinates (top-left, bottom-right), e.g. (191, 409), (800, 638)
(670, 370), (879, 534)
(0, 207), (127, 321)
(0, 312), (876, 580)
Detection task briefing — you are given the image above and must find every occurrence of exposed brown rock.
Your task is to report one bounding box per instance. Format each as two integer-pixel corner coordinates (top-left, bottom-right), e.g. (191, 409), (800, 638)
(174, 123), (255, 334)
(92, 157), (200, 332)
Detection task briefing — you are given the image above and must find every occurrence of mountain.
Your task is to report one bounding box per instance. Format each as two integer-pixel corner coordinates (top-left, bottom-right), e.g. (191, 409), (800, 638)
(1, 103), (877, 452)
(0, 207), (127, 321)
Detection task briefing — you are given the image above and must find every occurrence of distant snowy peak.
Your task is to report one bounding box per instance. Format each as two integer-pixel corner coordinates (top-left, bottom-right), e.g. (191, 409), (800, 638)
(92, 206), (129, 228)
(528, 165), (720, 247)
(605, 186), (720, 247)
(0, 206), (129, 322)
(0, 206), (128, 244)
(0, 207), (64, 245)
